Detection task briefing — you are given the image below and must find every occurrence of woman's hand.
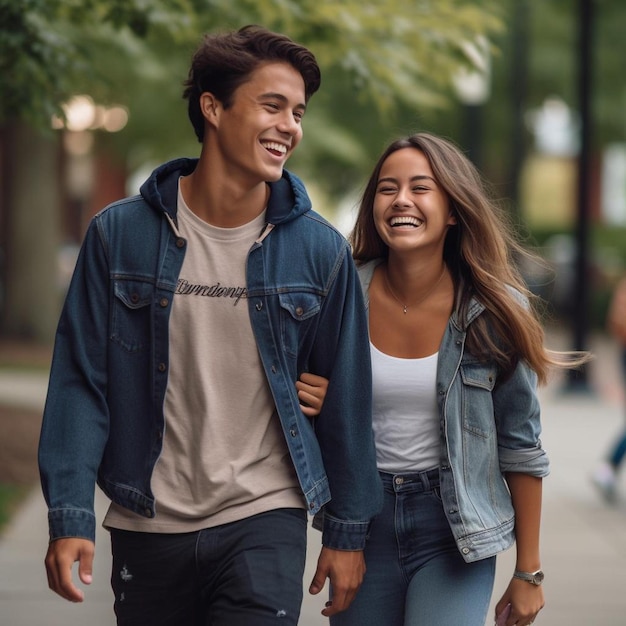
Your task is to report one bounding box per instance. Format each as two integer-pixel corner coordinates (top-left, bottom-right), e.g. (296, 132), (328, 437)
(494, 578), (544, 626)
(296, 373), (329, 417)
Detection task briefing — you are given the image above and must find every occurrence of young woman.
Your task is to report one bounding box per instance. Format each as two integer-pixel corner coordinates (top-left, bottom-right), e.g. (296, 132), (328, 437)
(317, 132), (587, 626)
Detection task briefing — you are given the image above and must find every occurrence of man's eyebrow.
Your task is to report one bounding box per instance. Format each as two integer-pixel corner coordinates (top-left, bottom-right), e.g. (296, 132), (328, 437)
(259, 92), (307, 111)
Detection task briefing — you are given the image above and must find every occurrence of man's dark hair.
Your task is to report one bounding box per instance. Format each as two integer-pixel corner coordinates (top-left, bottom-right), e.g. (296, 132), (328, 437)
(183, 25), (321, 142)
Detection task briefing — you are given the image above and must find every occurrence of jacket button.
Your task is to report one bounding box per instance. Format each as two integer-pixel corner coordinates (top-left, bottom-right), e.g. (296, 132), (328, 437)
(130, 293), (139, 304)
(271, 365), (277, 373)
(309, 502), (315, 510)
(256, 302), (263, 311)
(158, 362), (167, 372)
(176, 238), (185, 248)
(295, 306), (304, 316)
(462, 547), (470, 555)
(159, 298), (169, 307)
(290, 429), (297, 437)
(145, 508), (152, 516)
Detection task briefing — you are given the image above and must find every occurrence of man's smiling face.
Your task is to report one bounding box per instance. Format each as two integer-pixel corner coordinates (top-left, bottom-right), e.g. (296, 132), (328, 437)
(208, 61), (307, 186)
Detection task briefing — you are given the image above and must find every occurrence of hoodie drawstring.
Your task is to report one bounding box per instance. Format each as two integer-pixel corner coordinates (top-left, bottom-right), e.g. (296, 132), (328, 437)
(164, 212), (182, 238)
(256, 223), (275, 244)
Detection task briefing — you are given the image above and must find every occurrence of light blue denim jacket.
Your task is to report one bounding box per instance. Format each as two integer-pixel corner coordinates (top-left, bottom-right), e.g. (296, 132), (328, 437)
(358, 260), (550, 563)
(38, 158), (382, 550)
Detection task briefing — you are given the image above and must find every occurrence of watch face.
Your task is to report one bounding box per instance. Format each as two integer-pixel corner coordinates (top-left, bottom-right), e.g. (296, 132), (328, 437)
(533, 571), (545, 584)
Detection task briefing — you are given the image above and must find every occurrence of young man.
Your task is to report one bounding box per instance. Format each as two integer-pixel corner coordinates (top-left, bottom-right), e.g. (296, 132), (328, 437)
(38, 25), (382, 625)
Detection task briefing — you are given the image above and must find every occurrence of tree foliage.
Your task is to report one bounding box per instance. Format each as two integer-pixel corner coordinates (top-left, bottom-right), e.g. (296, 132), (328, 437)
(1, 0), (502, 133)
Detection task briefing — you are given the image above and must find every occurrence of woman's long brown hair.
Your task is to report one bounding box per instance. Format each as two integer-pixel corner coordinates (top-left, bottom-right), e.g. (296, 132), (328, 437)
(351, 132), (588, 384)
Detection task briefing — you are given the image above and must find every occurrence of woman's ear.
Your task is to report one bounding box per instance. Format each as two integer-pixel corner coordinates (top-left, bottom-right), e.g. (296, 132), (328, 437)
(447, 211), (457, 227)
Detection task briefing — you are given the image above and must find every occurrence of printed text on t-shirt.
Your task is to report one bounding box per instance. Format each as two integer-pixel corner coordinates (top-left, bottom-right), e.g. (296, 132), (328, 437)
(175, 279), (247, 305)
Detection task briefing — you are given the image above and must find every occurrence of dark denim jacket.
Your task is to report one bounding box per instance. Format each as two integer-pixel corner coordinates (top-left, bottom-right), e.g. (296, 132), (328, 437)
(39, 159), (382, 550)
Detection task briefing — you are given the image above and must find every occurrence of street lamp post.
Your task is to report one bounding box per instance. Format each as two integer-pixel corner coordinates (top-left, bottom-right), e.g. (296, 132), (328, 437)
(566, 0), (594, 392)
(453, 37), (491, 169)
(508, 0), (530, 218)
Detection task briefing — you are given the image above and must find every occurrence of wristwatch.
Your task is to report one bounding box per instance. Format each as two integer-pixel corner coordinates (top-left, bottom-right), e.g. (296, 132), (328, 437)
(513, 569), (544, 586)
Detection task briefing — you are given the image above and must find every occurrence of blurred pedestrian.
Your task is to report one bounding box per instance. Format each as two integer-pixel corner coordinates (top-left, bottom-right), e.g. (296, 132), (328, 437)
(38, 25), (382, 625)
(312, 132), (588, 626)
(591, 276), (626, 503)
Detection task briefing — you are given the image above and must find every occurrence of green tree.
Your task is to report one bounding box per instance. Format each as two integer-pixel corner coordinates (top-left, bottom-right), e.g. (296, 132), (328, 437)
(0, 0), (502, 341)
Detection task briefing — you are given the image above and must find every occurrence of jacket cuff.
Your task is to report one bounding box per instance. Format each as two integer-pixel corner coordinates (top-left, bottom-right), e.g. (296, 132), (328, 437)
(498, 445), (550, 477)
(48, 508), (96, 543)
(320, 513), (370, 551)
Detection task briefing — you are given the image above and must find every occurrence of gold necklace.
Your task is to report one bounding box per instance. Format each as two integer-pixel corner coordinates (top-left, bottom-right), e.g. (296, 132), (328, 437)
(383, 265), (446, 314)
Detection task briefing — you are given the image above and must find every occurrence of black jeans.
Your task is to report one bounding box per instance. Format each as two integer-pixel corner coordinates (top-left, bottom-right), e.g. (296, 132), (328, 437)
(110, 508), (307, 625)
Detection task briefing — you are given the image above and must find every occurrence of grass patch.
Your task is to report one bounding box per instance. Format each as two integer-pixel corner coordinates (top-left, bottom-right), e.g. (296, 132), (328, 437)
(0, 484), (31, 534)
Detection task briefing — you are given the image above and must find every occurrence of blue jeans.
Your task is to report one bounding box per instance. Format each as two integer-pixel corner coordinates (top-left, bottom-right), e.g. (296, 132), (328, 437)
(331, 470), (496, 626)
(608, 350), (626, 468)
(109, 508), (307, 625)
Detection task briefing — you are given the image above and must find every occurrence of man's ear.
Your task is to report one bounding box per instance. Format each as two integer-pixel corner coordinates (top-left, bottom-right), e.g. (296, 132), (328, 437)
(200, 92), (221, 126)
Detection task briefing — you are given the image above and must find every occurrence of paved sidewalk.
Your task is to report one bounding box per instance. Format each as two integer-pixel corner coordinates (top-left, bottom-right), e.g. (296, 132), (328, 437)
(1, 333), (626, 625)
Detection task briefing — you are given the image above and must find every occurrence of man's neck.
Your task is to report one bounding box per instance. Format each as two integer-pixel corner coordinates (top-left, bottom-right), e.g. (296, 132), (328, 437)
(181, 157), (270, 228)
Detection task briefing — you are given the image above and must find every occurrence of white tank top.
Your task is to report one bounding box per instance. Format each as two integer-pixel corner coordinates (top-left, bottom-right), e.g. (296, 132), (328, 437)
(370, 342), (440, 472)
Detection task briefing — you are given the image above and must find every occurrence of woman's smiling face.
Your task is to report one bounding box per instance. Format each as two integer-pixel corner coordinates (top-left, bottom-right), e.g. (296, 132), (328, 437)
(373, 147), (456, 255)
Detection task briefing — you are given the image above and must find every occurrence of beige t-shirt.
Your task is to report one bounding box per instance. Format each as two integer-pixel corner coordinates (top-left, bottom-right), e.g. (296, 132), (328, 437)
(104, 183), (304, 533)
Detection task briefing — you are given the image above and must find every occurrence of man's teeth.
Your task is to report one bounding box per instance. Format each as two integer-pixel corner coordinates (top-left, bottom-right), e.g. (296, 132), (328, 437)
(390, 217), (423, 227)
(262, 141), (287, 155)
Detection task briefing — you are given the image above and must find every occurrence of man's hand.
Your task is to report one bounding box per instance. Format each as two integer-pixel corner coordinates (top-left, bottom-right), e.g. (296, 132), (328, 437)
(44, 537), (95, 602)
(308, 546), (365, 617)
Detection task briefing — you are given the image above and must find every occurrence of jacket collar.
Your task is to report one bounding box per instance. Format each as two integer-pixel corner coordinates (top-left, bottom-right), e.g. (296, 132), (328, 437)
(139, 158), (312, 227)
(357, 258), (486, 329)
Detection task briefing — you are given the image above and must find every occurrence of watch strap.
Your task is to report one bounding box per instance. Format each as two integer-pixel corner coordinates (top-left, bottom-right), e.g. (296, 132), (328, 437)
(513, 569), (544, 585)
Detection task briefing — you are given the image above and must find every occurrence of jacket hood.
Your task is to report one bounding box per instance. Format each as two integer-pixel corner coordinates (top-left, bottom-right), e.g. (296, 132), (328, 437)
(139, 157), (312, 226)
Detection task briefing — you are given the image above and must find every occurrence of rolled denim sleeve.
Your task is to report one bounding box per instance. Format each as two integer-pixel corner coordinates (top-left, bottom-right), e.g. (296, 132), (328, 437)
(498, 444), (550, 476)
(493, 360), (550, 478)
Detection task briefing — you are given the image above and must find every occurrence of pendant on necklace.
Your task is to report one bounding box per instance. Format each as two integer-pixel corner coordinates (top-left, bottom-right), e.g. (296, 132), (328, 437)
(384, 263), (447, 316)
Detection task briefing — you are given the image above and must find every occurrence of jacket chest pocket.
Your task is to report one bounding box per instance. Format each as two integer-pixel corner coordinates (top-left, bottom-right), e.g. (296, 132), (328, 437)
(111, 280), (154, 353)
(459, 362), (497, 438)
(278, 291), (321, 359)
